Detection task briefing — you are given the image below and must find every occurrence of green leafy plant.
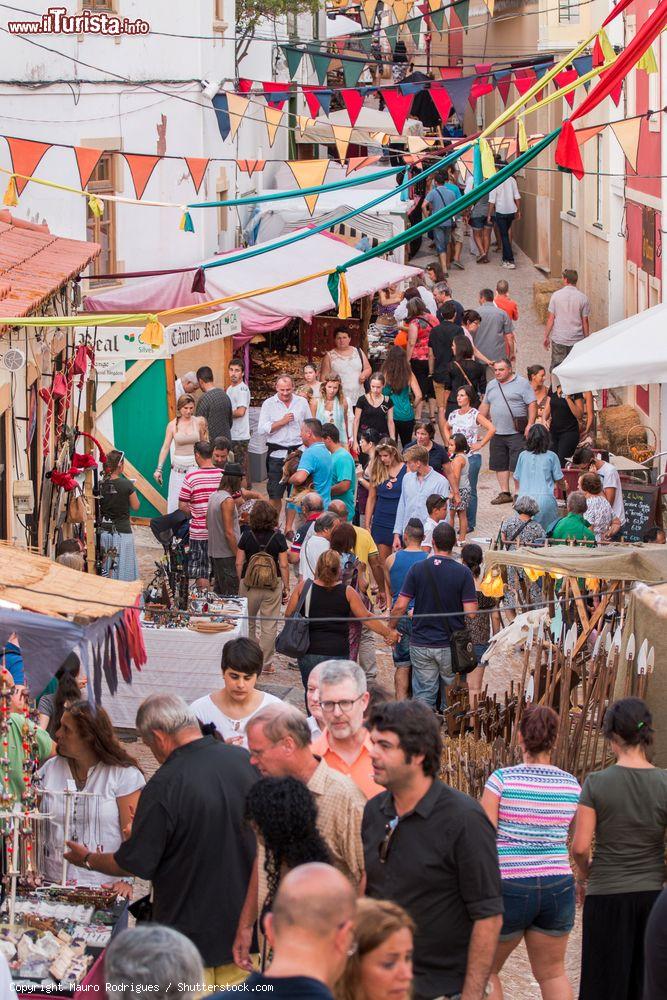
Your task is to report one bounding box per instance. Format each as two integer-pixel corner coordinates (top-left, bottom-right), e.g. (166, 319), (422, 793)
(236, 0), (320, 63)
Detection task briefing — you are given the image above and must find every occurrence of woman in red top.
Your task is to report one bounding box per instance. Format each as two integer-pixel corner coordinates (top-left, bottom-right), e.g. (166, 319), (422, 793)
(405, 298), (438, 420)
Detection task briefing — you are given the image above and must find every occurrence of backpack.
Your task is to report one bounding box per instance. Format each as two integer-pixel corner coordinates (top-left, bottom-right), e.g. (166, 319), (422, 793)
(244, 531), (279, 589)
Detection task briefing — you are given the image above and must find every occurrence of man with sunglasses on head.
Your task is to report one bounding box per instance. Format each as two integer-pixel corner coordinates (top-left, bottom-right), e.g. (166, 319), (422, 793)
(312, 660), (382, 800)
(362, 700), (502, 1000)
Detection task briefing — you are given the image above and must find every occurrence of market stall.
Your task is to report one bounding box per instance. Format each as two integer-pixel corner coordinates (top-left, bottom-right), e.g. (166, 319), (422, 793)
(622, 580), (667, 766)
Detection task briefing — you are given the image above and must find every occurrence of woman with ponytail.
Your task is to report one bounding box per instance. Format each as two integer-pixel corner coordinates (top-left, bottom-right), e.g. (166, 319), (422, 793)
(573, 698), (667, 1000)
(100, 450), (140, 581)
(482, 705), (581, 1000)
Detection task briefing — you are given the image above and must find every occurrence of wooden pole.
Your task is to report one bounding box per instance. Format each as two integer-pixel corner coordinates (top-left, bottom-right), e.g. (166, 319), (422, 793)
(165, 357), (177, 421)
(83, 379), (97, 574)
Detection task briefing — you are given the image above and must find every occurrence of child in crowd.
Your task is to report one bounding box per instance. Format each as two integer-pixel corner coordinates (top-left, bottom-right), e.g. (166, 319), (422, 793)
(447, 434), (471, 544)
(494, 279), (519, 322)
(422, 493), (449, 553)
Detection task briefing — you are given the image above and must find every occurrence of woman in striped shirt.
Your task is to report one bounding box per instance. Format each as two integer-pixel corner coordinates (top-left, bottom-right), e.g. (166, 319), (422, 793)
(481, 706), (581, 1000)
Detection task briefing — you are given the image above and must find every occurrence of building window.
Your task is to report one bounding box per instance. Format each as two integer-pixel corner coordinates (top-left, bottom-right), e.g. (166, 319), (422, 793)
(594, 135), (603, 227)
(85, 0), (115, 8)
(86, 152), (116, 282)
(213, 0), (227, 30)
(216, 168), (229, 243)
(566, 172), (577, 216)
(558, 0), (580, 23)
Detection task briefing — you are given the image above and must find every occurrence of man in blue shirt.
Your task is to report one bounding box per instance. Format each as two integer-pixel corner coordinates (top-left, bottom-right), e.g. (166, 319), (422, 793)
(392, 446), (452, 548)
(290, 419), (333, 507)
(424, 172), (458, 277)
(321, 423), (356, 521)
(391, 522), (477, 708)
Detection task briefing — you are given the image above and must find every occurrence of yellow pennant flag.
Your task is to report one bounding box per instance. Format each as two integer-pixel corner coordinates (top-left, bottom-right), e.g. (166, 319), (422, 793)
(263, 106), (283, 147)
(286, 159), (330, 214)
(482, 0), (495, 14)
(392, 0), (411, 22)
(297, 115), (316, 137)
(227, 93), (249, 140)
(362, 0), (378, 25)
(479, 138), (496, 178)
(517, 118), (528, 152)
(611, 118), (642, 171)
(332, 124), (353, 160)
(407, 135), (429, 153)
(637, 45), (658, 74)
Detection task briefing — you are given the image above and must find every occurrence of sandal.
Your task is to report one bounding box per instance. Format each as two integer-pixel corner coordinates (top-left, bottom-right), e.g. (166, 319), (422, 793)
(490, 492), (513, 505)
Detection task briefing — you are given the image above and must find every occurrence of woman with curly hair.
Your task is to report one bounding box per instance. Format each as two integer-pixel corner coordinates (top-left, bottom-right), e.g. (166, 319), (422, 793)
(313, 374), (349, 447)
(381, 347), (422, 447)
(245, 775), (332, 961)
(364, 440), (406, 563)
(335, 898), (415, 1000)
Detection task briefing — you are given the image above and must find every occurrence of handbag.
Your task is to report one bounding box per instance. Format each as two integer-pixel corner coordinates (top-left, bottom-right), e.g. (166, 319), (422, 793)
(496, 379), (528, 435)
(128, 893), (153, 923)
(424, 561), (477, 675)
(66, 487), (89, 525)
(275, 579), (314, 659)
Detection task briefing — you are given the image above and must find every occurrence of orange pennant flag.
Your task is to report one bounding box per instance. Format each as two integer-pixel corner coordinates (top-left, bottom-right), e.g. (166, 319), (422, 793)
(237, 160), (266, 177)
(346, 155), (381, 175)
(123, 153), (161, 199)
(5, 137), (52, 194)
(184, 157), (210, 194)
(610, 118), (642, 171)
(331, 125), (353, 161)
(263, 106), (283, 147)
(72, 146), (104, 190)
(286, 159), (330, 214)
(575, 124), (606, 146)
(227, 93), (250, 140)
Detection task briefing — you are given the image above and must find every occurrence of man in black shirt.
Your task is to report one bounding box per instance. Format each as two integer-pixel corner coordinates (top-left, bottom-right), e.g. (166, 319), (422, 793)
(362, 701), (502, 1000)
(196, 365), (233, 441)
(242, 863), (356, 999)
(64, 694), (257, 991)
(429, 300), (463, 420)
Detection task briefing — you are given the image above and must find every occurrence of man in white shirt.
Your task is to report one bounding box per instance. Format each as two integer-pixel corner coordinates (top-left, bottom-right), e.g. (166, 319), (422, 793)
(175, 371), (198, 400)
(422, 494), (449, 552)
(394, 284), (437, 322)
(487, 174), (521, 269)
(226, 360), (252, 487)
(257, 374), (311, 518)
(299, 512), (340, 582)
(392, 446), (452, 549)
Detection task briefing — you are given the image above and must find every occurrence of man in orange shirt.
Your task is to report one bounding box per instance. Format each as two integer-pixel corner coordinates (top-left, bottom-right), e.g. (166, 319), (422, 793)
(312, 660), (383, 799)
(494, 279), (519, 322)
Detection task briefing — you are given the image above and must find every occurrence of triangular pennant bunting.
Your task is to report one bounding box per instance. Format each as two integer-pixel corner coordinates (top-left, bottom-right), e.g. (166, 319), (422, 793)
(340, 88), (364, 126)
(406, 16), (422, 45)
(429, 85), (453, 123)
(362, 0), (379, 26)
(313, 88), (333, 115)
(493, 70), (512, 106)
(297, 115), (316, 137)
(5, 137), (52, 195)
(392, 0), (412, 21)
(184, 157), (210, 194)
(356, 34), (373, 56)
(72, 146), (103, 190)
(311, 51), (333, 85)
(382, 88), (414, 134)
(555, 67), (579, 107)
(237, 79), (253, 94)
(637, 45), (658, 74)
(227, 93), (249, 140)
(302, 86), (322, 119)
(514, 67), (537, 96)
(443, 76), (474, 120)
(429, 7), (447, 31)
(384, 22), (400, 52)
(286, 158), (330, 214)
(331, 124), (353, 160)
(452, 0), (469, 29)
(342, 58), (365, 89)
(346, 155), (381, 175)
(575, 124), (606, 146)
(123, 153), (161, 199)
(610, 117), (642, 171)
(212, 93), (231, 141)
(262, 81), (291, 109)
(399, 81), (426, 96)
(263, 106), (284, 147)
(482, 0), (495, 14)
(282, 45), (305, 80)
(236, 160), (266, 177)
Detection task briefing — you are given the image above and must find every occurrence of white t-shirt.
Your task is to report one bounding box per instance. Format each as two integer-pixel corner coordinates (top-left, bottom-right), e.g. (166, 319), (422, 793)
(598, 461), (626, 523)
(489, 177), (520, 215)
(190, 690), (281, 747)
(422, 516), (438, 551)
(36, 757), (145, 886)
(299, 533), (330, 581)
(307, 716), (322, 740)
(227, 382), (251, 441)
(0, 954), (16, 997)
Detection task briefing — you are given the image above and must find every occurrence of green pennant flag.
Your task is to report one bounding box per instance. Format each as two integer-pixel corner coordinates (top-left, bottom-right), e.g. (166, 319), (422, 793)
(326, 271), (340, 308)
(453, 0), (470, 29)
(310, 51), (333, 85)
(406, 16), (422, 46)
(342, 57), (365, 89)
(384, 22), (400, 52)
(429, 7), (447, 32)
(356, 33), (373, 55)
(282, 46), (305, 80)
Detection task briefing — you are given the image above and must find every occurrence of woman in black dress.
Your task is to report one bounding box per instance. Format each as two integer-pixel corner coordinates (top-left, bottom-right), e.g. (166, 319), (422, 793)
(546, 380), (583, 464)
(441, 335), (486, 420)
(353, 373), (395, 455)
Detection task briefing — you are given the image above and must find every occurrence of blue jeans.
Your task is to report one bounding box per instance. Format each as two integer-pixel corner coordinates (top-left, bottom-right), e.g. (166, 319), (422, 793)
(467, 451), (481, 530)
(500, 875), (575, 940)
(495, 211), (516, 263)
(409, 644), (454, 707)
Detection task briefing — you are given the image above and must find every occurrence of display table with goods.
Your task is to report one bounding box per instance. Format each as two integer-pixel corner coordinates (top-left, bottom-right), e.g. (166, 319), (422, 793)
(102, 597), (249, 728)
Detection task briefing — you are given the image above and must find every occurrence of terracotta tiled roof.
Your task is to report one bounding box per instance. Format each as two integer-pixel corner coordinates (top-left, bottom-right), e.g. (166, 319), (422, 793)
(0, 215), (100, 318)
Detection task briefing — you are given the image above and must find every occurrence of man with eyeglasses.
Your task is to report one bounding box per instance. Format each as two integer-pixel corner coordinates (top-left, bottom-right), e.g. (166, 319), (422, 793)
(312, 660), (383, 800)
(362, 700), (502, 1000)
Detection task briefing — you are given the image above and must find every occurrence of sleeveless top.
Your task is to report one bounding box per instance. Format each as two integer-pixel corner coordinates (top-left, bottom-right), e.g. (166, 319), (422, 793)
(306, 583), (351, 656)
(389, 548), (427, 601)
(327, 349), (362, 402)
(316, 397), (348, 444)
(448, 408), (479, 448)
(373, 465), (407, 529)
(173, 418), (201, 460)
(410, 316), (437, 362)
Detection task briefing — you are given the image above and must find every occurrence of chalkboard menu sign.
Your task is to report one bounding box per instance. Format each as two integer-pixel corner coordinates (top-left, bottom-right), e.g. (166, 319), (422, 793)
(621, 482), (660, 542)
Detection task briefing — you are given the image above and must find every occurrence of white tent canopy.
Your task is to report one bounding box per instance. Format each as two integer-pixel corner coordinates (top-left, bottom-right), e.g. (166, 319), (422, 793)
(554, 303), (667, 395)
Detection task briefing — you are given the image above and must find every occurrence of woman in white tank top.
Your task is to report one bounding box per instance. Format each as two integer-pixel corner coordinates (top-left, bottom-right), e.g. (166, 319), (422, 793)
(154, 393), (207, 512)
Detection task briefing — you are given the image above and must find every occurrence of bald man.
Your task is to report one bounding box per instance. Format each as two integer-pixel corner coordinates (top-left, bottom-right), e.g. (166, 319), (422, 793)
(243, 863), (356, 997)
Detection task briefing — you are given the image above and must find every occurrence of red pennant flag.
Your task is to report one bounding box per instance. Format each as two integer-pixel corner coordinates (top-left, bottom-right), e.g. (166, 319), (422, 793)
(346, 155), (381, 175)
(496, 76), (512, 105)
(238, 79), (253, 94)
(184, 157), (210, 194)
(592, 35), (605, 67)
(123, 153), (161, 199)
(382, 88), (414, 134)
(514, 68), (537, 96)
(237, 159), (266, 177)
(262, 81), (290, 109)
(607, 76), (624, 106)
(340, 88), (364, 126)
(429, 85), (453, 122)
(439, 67), (463, 80)
(72, 146), (103, 190)
(302, 85), (322, 118)
(555, 119), (584, 179)
(5, 137), (52, 194)
(602, 0), (634, 27)
(555, 67), (579, 107)
(470, 79), (494, 104)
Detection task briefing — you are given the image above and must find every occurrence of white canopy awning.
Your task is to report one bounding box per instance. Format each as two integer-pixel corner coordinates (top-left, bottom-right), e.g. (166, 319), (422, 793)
(554, 303), (667, 395)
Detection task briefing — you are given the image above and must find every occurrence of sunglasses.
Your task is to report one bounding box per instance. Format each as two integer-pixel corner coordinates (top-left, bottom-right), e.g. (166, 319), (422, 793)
(378, 815), (400, 863)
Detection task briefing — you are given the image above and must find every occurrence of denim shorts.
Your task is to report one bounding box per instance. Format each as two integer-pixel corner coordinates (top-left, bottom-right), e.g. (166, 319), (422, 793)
(470, 215), (490, 230)
(433, 225), (452, 254)
(392, 615), (412, 667)
(500, 875), (575, 940)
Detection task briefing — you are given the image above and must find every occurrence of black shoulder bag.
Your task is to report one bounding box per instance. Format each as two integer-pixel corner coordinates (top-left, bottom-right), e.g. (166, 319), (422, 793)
(424, 560), (477, 675)
(496, 379), (528, 435)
